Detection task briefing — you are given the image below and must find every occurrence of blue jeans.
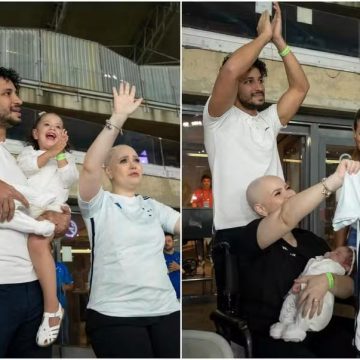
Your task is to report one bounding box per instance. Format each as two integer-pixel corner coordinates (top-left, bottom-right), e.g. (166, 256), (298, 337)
(0, 280), (52, 358)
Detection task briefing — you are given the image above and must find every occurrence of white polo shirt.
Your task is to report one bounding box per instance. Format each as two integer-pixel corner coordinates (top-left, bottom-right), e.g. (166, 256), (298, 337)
(0, 142), (37, 284)
(203, 100), (284, 230)
(78, 188), (180, 317)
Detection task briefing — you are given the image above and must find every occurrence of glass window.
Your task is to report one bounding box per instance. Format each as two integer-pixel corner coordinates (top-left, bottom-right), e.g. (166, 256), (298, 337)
(8, 107), (180, 168)
(183, 2), (359, 58)
(182, 113), (210, 208)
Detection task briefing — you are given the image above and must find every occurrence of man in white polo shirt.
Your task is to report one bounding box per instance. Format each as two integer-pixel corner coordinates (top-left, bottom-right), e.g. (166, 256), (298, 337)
(0, 67), (70, 357)
(203, 4), (310, 309)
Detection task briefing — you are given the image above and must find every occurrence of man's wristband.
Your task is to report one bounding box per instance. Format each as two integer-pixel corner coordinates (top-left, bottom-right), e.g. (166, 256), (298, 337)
(279, 45), (291, 58)
(326, 272), (334, 290)
(56, 152), (66, 161)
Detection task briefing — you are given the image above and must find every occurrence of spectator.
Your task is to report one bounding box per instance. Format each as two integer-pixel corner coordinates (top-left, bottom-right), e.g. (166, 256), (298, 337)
(56, 261), (74, 345)
(0, 67), (70, 358)
(78, 82), (180, 358)
(212, 159), (359, 357)
(163, 233), (181, 299)
(203, 3), (309, 309)
(190, 175), (213, 274)
(191, 175), (213, 208)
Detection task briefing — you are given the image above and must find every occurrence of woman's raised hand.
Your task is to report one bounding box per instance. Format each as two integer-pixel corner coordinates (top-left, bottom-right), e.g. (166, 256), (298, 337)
(112, 81), (143, 119)
(325, 159), (360, 192)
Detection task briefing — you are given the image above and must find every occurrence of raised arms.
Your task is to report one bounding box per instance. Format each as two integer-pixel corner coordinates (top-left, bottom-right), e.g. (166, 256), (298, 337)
(79, 82), (142, 202)
(208, 10), (272, 117)
(208, 2), (309, 123)
(257, 160), (360, 249)
(271, 2), (309, 125)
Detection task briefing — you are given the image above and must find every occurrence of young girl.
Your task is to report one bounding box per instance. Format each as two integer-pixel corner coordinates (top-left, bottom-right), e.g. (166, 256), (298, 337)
(16, 112), (79, 346)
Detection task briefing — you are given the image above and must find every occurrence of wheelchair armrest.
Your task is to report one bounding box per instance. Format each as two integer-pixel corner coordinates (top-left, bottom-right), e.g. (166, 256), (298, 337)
(210, 309), (248, 331)
(210, 309), (253, 358)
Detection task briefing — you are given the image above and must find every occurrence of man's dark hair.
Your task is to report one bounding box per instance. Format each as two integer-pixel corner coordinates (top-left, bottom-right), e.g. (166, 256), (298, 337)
(222, 55), (267, 78)
(201, 174), (211, 182)
(164, 232), (173, 238)
(0, 67), (21, 90)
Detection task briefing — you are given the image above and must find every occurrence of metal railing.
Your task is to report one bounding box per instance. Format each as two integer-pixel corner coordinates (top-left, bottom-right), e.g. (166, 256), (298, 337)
(0, 28), (180, 107)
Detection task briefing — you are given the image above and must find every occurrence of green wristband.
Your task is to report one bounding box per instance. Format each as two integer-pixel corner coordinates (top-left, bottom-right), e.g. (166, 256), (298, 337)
(56, 152), (66, 161)
(326, 272), (334, 290)
(279, 45), (291, 57)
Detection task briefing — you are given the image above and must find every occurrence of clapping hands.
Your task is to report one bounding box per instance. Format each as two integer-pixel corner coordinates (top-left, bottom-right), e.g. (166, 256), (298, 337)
(256, 2), (283, 45)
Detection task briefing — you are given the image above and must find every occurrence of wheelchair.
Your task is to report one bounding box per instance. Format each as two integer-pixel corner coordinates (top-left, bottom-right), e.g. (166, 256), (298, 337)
(210, 240), (253, 358)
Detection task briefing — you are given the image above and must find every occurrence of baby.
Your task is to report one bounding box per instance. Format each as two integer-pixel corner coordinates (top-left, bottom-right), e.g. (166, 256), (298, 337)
(270, 246), (355, 342)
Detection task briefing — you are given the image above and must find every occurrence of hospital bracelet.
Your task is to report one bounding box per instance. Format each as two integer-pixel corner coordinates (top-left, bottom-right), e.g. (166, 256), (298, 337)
(56, 152), (66, 161)
(326, 272), (334, 290)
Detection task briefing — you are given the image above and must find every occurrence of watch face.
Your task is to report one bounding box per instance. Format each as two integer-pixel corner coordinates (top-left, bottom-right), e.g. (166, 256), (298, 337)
(65, 220), (78, 238)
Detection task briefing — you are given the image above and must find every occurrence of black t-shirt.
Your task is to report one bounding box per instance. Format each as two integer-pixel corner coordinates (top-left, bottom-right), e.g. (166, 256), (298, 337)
(233, 219), (330, 334)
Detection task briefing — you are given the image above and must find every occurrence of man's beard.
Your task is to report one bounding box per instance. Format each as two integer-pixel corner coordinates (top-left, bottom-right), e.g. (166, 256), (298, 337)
(0, 114), (20, 129)
(238, 93), (265, 111)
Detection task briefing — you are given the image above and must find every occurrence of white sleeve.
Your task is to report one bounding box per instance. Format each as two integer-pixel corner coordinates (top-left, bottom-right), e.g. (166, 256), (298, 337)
(17, 146), (40, 177)
(202, 97), (234, 130)
(78, 188), (105, 219)
(261, 104), (284, 135)
(152, 199), (180, 234)
(58, 152), (79, 188)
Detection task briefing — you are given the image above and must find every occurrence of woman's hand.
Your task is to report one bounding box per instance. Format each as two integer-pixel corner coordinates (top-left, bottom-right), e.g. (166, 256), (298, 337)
(111, 81), (143, 127)
(293, 274), (328, 318)
(326, 159), (360, 192)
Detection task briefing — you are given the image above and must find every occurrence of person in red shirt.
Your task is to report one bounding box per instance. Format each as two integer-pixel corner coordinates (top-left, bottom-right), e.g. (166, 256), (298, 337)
(191, 175), (213, 208)
(190, 175), (213, 275)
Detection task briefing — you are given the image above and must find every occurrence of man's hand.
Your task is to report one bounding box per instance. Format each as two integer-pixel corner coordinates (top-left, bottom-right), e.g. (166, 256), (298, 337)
(168, 261), (180, 272)
(41, 205), (71, 237)
(256, 10), (272, 43)
(0, 180), (29, 222)
(271, 2), (284, 46)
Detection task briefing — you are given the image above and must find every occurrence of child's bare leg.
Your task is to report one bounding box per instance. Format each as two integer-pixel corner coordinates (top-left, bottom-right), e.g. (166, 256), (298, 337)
(28, 234), (62, 328)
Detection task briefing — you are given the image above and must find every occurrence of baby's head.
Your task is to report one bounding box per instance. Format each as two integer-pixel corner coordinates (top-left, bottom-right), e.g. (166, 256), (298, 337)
(29, 112), (68, 151)
(324, 246), (355, 275)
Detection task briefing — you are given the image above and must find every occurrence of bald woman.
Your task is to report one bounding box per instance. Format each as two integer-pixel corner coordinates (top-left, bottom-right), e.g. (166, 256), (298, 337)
(78, 82), (180, 358)
(213, 159), (359, 357)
